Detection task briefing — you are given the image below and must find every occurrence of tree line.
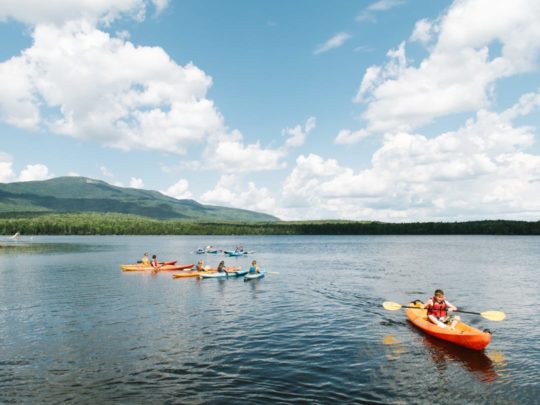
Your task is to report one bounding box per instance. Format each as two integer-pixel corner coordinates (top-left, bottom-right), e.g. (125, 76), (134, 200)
(1, 212), (539, 235)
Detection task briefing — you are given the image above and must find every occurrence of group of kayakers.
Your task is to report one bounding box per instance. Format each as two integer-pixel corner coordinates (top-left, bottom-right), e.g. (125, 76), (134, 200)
(142, 252), (262, 275)
(198, 259), (261, 274)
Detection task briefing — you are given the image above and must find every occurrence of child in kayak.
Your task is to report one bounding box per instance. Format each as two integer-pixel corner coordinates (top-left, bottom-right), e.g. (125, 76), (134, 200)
(249, 260), (260, 274)
(151, 255), (161, 273)
(422, 289), (460, 329)
(196, 260), (206, 272)
(141, 252), (150, 266)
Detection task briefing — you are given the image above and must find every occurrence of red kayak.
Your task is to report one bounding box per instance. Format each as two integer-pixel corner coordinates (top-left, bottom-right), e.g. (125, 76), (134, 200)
(405, 301), (491, 350)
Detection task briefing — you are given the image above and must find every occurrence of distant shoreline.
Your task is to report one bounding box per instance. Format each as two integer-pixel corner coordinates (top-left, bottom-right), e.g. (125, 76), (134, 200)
(0, 212), (539, 235)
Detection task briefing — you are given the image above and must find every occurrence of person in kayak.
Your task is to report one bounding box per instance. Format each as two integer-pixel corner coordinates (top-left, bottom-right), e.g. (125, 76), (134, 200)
(217, 260), (228, 273)
(196, 260), (206, 272)
(151, 255), (161, 273)
(141, 252), (150, 266)
(422, 289), (460, 329)
(249, 260), (260, 274)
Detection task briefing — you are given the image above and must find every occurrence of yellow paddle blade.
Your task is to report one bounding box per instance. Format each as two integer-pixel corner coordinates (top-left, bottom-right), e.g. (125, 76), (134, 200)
(383, 301), (402, 311)
(480, 311), (506, 321)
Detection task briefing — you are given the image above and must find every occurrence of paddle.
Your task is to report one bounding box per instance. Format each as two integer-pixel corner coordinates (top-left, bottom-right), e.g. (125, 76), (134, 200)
(382, 301), (506, 321)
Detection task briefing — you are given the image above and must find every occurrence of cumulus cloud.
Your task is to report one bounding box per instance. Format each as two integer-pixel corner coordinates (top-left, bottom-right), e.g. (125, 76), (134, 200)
(200, 130), (287, 173)
(0, 0), (165, 26)
(197, 116), (316, 173)
(334, 129), (370, 145)
(200, 174), (277, 215)
(284, 116), (316, 148)
(410, 18), (434, 44)
(314, 32), (351, 55)
(282, 94), (540, 220)
(0, 153), (16, 183)
(100, 166), (114, 178)
(355, 0), (540, 134)
(18, 164), (50, 181)
(0, 153), (51, 183)
(129, 177), (144, 188)
(0, 21), (223, 155)
(163, 178), (192, 199)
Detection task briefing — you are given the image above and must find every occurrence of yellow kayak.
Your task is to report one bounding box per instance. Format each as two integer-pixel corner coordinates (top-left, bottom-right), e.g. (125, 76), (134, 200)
(172, 267), (239, 279)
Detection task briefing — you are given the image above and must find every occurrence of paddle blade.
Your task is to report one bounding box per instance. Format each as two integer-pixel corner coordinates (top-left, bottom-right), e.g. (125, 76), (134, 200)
(383, 302), (402, 311)
(480, 311), (506, 321)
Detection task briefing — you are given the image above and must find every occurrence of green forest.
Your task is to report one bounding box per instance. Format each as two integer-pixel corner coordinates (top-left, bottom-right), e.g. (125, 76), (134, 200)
(1, 212), (539, 235)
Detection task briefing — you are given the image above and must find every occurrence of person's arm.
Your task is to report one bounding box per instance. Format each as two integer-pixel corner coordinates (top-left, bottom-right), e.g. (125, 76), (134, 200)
(446, 301), (457, 311)
(422, 299), (433, 309)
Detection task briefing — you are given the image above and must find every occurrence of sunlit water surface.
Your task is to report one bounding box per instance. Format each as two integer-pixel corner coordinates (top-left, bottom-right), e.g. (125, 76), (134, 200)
(0, 235), (538, 404)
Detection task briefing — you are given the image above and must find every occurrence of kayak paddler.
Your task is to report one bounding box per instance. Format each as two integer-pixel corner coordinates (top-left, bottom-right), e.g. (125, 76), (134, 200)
(422, 289), (461, 329)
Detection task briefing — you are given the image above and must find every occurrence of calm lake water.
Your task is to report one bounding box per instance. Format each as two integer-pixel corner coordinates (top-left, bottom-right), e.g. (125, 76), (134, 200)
(0, 235), (538, 404)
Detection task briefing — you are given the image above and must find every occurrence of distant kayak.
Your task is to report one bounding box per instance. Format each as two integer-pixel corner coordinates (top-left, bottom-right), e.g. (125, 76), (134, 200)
(405, 300), (492, 350)
(244, 269), (266, 281)
(200, 268), (247, 279)
(225, 251), (244, 257)
(122, 264), (193, 272)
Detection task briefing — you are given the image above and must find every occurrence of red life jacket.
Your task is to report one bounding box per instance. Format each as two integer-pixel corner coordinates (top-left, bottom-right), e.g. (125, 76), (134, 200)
(427, 297), (447, 318)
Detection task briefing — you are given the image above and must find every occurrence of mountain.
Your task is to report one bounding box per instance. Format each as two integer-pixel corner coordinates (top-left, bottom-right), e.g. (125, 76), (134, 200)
(0, 177), (278, 221)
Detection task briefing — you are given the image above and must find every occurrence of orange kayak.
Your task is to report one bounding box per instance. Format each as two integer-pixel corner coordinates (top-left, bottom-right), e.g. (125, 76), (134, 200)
(120, 260), (176, 270)
(122, 264), (193, 272)
(405, 301), (492, 350)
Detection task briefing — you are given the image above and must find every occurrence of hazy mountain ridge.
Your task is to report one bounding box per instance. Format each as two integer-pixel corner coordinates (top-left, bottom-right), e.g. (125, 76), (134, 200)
(0, 177), (278, 221)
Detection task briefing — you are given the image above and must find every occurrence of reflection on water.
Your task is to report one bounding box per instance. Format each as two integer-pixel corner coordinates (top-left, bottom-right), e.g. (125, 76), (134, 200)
(383, 334), (406, 361)
(418, 329), (501, 383)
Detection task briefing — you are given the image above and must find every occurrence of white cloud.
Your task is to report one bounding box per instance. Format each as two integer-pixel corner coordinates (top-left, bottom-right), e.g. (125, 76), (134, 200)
(0, 0), (165, 26)
(199, 130), (287, 173)
(284, 116), (316, 148)
(0, 153), (16, 183)
(355, 0), (540, 133)
(200, 174), (277, 214)
(314, 32), (351, 55)
(18, 164), (50, 181)
(129, 177), (144, 188)
(163, 178), (192, 199)
(100, 166), (114, 178)
(356, 0), (404, 22)
(151, 0), (169, 15)
(0, 21), (223, 155)
(410, 18), (435, 44)
(334, 129), (370, 145)
(368, 0), (405, 12)
(282, 95), (540, 221)
(0, 153), (53, 183)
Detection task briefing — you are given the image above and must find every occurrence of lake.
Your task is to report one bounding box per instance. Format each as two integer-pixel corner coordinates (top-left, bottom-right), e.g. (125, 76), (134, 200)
(0, 235), (538, 404)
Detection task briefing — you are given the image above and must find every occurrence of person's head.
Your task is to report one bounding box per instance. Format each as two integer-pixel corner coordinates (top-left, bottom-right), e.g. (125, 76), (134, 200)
(152, 255), (156, 259)
(434, 289), (445, 301)
(251, 260), (257, 265)
(144, 252), (148, 256)
(198, 260), (203, 265)
(219, 260), (224, 266)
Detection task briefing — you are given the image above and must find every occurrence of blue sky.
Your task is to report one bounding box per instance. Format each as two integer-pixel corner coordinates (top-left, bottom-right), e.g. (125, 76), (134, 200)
(1, 0), (540, 221)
